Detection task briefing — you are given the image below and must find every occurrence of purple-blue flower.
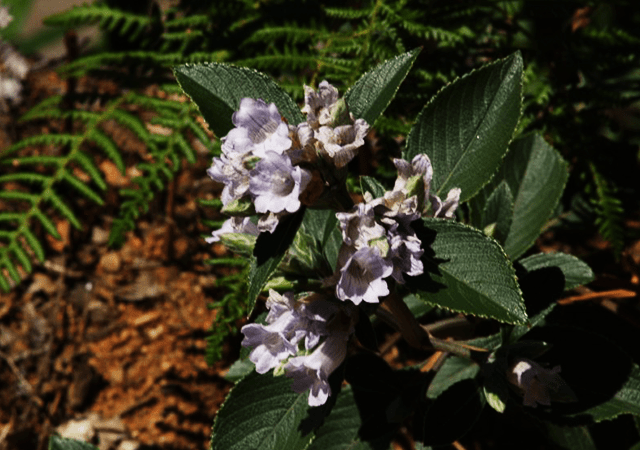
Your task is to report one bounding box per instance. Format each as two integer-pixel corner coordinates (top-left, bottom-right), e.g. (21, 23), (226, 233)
(336, 246), (393, 305)
(284, 331), (349, 406)
(249, 151), (311, 214)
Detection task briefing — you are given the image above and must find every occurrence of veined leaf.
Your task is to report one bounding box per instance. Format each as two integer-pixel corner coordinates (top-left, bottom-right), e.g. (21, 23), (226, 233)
(404, 52), (523, 202)
(546, 423), (597, 450)
(577, 363), (640, 422)
(210, 371), (314, 450)
(481, 181), (513, 245)
(174, 63), (304, 137)
(519, 252), (594, 291)
(427, 356), (480, 399)
(247, 208), (306, 314)
(501, 134), (568, 259)
(345, 48), (420, 126)
(48, 435), (99, 450)
(360, 176), (386, 199)
(307, 385), (393, 450)
(417, 218), (527, 324)
(301, 209), (342, 272)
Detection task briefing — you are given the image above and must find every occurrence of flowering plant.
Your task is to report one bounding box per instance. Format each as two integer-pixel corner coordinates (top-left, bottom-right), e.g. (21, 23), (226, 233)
(173, 50), (640, 449)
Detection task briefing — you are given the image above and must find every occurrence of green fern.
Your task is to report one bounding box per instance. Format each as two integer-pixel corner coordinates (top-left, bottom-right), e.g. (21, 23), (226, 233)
(43, 2), (155, 42)
(108, 86), (212, 247)
(589, 163), (625, 257)
(0, 96), (127, 291)
(204, 256), (250, 364)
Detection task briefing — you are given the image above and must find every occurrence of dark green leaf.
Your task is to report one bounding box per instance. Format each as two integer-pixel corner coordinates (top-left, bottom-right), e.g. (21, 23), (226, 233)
(481, 181), (513, 245)
(577, 363), (640, 422)
(345, 48), (420, 126)
(519, 252), (594, 291)
(404, 52), (523, 202)
(248, 208), (306, 314)
(224, 358), (254, 383)
(301, 209), (342, 272)
(417, 219), (527, 324)
(501, 134), (569, 259)
(360, 176), (387, 199)
(421, 379), (485, 446)
(48, 435), (98, 450)
(210, 371), (314, 450)
(174, 63), (304, 137)
(546, 423), (597, 450)
(307, 386), (393, 450)
(403, 293), (434, 319)
(427, 356), (480, 399)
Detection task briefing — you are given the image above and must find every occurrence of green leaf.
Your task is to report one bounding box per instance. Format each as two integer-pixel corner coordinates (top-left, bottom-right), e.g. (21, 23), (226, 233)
(427, 356), (480, 399)
(174, 63), (304, 137)
(500, 134), (569, 259)
(417, 218), (527, 324)
(577, 363), (640, 422)
(404, 52), (523, 202)
(247, 208), (306, 314)
(546, 423), (597, 450)
(345, 48), (420, 126)
(48, 435), (99, 450)
(210, 371), (314, 450)
(224, 358), (254, 383)
(403, 293), (434, 319)
(360, 176), (386, 199)
(421, 379), (485, 446)
(307, 386), (393, 450)
(301, 209), (342, 272)
(519, 253), (594, 291)
(481, 181), (513, 245)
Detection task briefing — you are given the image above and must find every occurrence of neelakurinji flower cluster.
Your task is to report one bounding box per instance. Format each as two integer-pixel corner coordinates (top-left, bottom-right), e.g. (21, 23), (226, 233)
(206, 81), (368, 242)
(207, 81), (461, 405)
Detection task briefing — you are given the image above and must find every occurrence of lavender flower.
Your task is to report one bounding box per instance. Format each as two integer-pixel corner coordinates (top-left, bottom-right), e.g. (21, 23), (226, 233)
(431, 187), (462, 219)
(302, 81), (340, 130)
(207, 152), (251, 207)
(205, 217), (259, 243)
(336, 246), (393, 305)
(332, 153), (460, 305)
(232, 98), (292, 158)
(315, 120), (369, 168)
(249, 151), (311, 215)
(240, 290), (357, 406)
(284, 331), (350, 406)
(506, 358), (572, 408)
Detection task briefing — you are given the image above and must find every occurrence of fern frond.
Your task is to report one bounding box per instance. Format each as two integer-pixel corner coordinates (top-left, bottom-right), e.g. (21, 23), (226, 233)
(107, 90), (210, 248)
(0, 96), (133, 291)
(43, 2), (153, 42)
(164, 15), (210, 30)
(242, 26), (318, 46)
(324, 6), (373, 19)
(589, 163), (625, 257)
(57, 50), (228, 77)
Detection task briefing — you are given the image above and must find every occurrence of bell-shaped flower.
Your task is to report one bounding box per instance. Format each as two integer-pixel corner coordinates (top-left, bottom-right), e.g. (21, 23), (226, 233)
(431, 187), (461, 219)
(302, 81), (340, 130)
(241, 311), (299, 374)
(315, 119), (369, 168)
(207, 152), (251, 206)
(388, 233), (424, 283)
(392, 154), (433, 197)
(507, 358), (573, 408)
(249, 151), (311, 214)
(284, 331), (350, 406)
(231, 98), (292, 158)
(336, 246), (393, 305)
(336, 202), (386, 249)
(205, 217), (259, 243)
